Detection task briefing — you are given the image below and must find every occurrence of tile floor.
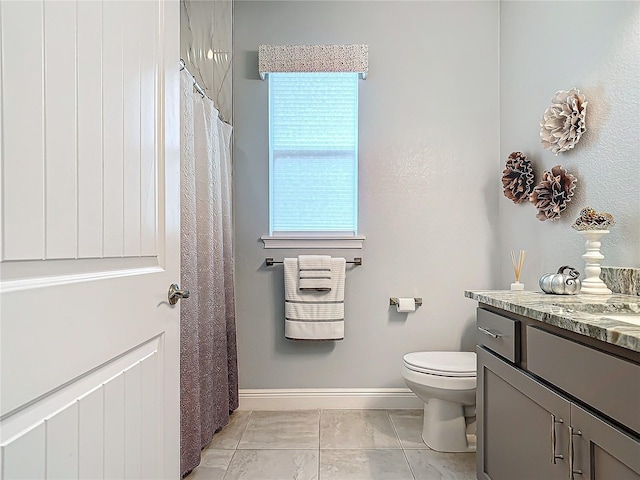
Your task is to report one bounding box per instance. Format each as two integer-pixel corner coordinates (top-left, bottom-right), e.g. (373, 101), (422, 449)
(187, 409), (476, 480)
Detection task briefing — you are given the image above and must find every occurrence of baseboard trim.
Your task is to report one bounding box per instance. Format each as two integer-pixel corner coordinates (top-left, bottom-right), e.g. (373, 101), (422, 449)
(238, 388), (422, 410)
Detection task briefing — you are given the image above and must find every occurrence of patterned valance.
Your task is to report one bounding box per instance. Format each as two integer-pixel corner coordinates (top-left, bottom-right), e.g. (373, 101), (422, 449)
(258, 44), (369, 80)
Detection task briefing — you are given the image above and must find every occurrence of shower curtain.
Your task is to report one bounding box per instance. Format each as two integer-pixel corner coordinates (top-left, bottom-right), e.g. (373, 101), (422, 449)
(180, 70), (238, 477)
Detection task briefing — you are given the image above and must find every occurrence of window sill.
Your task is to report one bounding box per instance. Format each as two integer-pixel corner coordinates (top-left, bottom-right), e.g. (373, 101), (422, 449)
(261, 235), (365, 249)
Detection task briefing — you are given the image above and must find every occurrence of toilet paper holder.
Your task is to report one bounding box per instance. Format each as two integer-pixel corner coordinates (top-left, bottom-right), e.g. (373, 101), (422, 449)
(390, 297), (422, 307)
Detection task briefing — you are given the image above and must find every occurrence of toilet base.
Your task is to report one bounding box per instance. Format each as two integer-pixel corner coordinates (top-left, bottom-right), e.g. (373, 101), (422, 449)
(422, 399), (476, 453)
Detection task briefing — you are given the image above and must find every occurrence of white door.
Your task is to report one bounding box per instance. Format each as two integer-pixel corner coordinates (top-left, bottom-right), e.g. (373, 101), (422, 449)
(0, 1), (181, 478)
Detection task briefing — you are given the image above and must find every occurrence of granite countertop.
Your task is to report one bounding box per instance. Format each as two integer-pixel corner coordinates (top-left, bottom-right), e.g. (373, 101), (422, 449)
(465, 290), (640, 353)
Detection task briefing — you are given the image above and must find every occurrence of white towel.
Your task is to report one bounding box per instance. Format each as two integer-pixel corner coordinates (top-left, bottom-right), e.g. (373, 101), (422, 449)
(298, 255), (332, 291)
(284, 257), (346, 340)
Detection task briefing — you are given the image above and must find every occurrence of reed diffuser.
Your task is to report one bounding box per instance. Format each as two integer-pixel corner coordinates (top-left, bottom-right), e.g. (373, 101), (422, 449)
(510, 250), (526, 290)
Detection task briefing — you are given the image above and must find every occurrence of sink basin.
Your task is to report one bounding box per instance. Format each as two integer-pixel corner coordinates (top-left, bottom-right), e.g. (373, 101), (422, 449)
(551, 302), (640, 316)
(603, 314), (640, 326)
(549, 302), (640, 326)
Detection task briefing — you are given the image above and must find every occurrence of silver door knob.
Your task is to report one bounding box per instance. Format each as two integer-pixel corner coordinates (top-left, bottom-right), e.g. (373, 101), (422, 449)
(168, 284), (190, 305)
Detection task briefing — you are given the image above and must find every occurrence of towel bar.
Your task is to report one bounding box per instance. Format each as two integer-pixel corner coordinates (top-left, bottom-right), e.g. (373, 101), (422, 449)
(389, 297), (423, 307)
(266, 257), (362, 267)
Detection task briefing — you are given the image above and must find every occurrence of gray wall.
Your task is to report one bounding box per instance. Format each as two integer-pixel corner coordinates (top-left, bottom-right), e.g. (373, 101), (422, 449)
(233, 1), (500, 388)
(498, 1), (640, 288)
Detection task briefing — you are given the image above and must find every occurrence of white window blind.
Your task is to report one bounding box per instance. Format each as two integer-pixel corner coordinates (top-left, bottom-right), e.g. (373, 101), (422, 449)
(269, 72), (359, 235)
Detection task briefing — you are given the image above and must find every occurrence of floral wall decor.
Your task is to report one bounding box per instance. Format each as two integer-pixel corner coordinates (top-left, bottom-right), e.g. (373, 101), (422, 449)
(540, 88), (587, 155)
(502, 151), (535, 203)
(530, 165), (577, 221)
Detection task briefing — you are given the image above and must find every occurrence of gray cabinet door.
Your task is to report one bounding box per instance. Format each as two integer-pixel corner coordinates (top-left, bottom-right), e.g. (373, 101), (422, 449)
(571, 403), (640, 479)
(477, 347), (570, 480)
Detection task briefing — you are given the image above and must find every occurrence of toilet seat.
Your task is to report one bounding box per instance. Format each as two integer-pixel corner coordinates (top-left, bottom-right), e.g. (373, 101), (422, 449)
(403, 352), (476, 377)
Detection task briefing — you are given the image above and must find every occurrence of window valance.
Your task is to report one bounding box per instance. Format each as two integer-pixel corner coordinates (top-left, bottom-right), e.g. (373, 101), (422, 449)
(258, 44), (368, 80)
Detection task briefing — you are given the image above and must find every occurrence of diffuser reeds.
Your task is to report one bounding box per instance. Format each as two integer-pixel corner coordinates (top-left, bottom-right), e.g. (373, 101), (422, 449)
(510, 250), (526, 283)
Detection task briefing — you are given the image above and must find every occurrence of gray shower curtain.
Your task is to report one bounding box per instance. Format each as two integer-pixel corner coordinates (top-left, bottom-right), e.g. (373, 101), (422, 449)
(180, 70), (238, 477)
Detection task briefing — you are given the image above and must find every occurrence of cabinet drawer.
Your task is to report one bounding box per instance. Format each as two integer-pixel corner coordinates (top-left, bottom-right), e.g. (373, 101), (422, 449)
(477, 308), (519, 363)
(527, 326), (640, 434)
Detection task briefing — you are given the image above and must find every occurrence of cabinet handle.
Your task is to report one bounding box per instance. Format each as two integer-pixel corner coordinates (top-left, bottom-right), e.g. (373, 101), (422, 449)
(478, 327), (503, 338)
(568, 426), (582, 479)
(551, 414), (564, 464)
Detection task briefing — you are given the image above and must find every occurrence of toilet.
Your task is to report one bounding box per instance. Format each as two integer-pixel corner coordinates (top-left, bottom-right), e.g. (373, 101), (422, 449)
(401, 351), (477, 452)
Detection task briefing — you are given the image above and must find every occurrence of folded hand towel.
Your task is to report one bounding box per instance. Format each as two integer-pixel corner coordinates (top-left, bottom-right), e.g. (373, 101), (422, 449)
(298, 255), (332, 291)
(284, 257), (346, 340)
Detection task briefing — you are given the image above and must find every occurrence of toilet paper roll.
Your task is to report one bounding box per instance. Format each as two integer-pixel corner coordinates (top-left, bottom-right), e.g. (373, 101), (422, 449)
(396, 298), (416, 313)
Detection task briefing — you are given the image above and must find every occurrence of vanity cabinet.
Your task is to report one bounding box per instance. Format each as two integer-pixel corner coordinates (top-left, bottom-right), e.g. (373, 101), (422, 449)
(478, 347), (569, 480)
(476, 307), (640, 480)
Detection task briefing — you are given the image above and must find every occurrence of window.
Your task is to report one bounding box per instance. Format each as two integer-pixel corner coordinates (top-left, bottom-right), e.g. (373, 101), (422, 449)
(258, 43), (368, 248)
(268, 72), (359, 237)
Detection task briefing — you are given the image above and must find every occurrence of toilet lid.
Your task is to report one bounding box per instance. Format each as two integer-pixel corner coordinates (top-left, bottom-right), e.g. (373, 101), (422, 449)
(403, 351), (477, 377)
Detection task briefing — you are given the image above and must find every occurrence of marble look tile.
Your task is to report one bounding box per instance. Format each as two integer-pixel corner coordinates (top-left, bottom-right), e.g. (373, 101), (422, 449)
(225, 449), (318, 480)
(212, 52), (232, 122)
(181, 1), (213, 91)
(187, 466), (224, 480)
(211, 0), (232, 121)
(206, 410), (252, 449)
(405, 450), (476, 479)
(188, 449), (234, 480)
(389, 409), (428, 449)
(238, 410), (320, 449)
(180, 0), (232, 122)
(319, 449), (413, 480)
(320, 410), (401, 449)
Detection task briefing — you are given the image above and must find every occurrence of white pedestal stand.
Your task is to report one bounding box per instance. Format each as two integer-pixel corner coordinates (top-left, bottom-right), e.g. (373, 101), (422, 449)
(579, 230), (612, 295)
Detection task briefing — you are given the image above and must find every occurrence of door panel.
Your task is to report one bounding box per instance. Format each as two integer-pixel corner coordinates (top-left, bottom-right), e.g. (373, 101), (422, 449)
(45, 401), (79, 479)
(1, 423), (46, 480)
(0, 0), (45, 260)
(76, 0), (103, 259)
(0, 339), (163, 479)
(571, 403), (640, 479)
(1, 0), (160, 263)
(594, 447), (638, 479)
(1, 274), (168, 413)
(102, 0), (126, 258)
(0, 1), (180, 477)
(478, 347), (570, 480)
(44, 0), (77, 260)
(78, 387), (104, 478)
